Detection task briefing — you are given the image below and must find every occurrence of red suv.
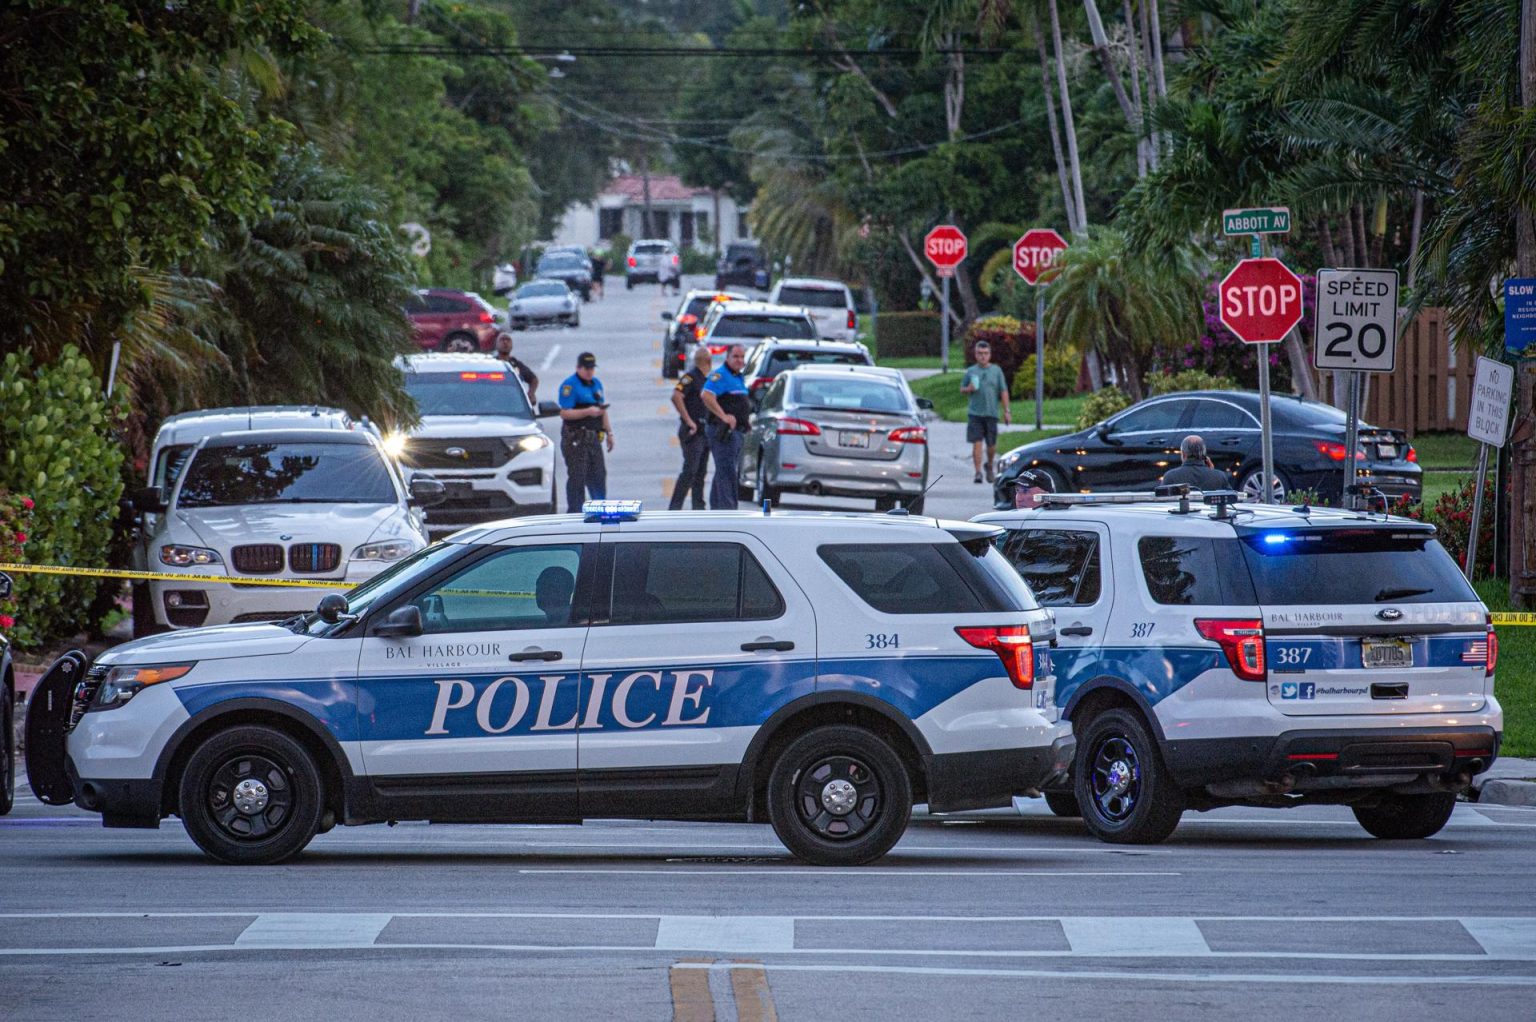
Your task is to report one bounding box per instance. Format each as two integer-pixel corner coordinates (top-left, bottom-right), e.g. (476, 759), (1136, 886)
(405, 288), (501, 352)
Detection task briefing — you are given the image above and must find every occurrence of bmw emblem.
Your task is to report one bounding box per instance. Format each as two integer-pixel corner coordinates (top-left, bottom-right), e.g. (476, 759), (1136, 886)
(446, 446), (468, 459)
(279, 534), (293, 542)
(1377, 608), (1403, 621)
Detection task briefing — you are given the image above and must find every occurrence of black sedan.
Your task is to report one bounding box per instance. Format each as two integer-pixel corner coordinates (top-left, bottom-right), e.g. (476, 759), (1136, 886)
(992, 390), (1421, 507)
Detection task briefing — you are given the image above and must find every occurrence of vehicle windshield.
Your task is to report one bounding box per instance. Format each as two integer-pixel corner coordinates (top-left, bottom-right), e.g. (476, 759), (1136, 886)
(538, 256), (584, 272)
(713, 315), (816, 339)
(517, 282), (568, 299)
(777, 286), (848, 309)
(1238, 529), (1477, 605)
(302, 542), (464, 636)
(177, 442), (398, 508)
(768, 351), (870, 375)
(791, 376), (910, 413)
(405, 371), (534, 417)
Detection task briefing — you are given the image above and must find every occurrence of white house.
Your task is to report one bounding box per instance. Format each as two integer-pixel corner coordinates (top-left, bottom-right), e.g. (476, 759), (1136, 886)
(551, 174), (751, 253)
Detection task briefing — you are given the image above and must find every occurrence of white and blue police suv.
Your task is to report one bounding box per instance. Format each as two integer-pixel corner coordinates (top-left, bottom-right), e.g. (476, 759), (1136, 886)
(25, 503), (1072, 866)
(979, 490), (1502, 844)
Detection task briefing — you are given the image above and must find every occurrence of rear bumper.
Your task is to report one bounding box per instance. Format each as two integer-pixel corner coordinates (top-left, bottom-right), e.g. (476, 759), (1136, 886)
(770, 444), (927, 498)
(925, 733), (1076, 813)
(1165, 726), (1500, 791)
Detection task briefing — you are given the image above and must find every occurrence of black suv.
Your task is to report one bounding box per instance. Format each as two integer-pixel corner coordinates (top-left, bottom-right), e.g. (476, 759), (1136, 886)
(535, 251), (593, 301)
(716, 242), (770, 291)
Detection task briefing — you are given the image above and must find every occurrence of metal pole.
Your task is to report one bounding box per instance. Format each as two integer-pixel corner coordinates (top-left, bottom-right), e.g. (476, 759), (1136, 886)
(105, 340), (121, 399)
(1343, 372), (1362, 508)
(940, 274), (951, 373)
(1035, 286), (1045, 431)
(1466, 441), (1491, 583)
(1258, 344), (1275, 504)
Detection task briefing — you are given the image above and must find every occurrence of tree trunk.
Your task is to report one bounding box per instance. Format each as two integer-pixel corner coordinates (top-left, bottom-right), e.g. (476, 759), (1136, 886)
(1340, 210), (1356, 267)
(944, 39), (965, 141)
(1147, 0), (1168, 102)
(1049, 0), (1090, 233)
(1283, 326), (1317, 401)
(1123, 0), (1151, 174)
(1353, 203), (1369, 269)
(641, 159), (655, 238)
(1319, 215), (1340, 269)
(1406, 189), (1424, 289)
(1511, 0), (1536, 606)
(1138, 0), (1161, 157)
(1034, 16), (1079, 232)
(1081, 0), (1143, 176)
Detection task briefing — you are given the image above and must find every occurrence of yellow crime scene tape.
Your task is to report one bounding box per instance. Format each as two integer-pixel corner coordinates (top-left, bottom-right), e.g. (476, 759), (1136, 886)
(0, 562), (534, 599)
(1491, 612), (1536, 626)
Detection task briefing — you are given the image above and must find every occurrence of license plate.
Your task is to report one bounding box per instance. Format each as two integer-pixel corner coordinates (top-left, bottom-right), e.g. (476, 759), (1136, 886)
(1362, 638), (1412, 668)
(1377, 443), (1397, 459)
(840, 431), (869, 448)
(442, 481), (473, 498)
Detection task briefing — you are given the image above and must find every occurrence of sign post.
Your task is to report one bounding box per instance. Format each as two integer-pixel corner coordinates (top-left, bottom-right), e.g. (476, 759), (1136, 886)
(1313, 267), (1400, 508)
(924, 226), (967, 373)
(1465, 356), (1515, 582)
(1218, 257), (1305, 503)
(1013, 229), (1070, 431)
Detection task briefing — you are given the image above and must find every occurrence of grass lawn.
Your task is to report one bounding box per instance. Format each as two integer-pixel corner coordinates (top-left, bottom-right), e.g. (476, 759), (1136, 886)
(907, 371), (1087, 427)
(1477, 579), (1535, 758)
(1408, 431), (1478, 469)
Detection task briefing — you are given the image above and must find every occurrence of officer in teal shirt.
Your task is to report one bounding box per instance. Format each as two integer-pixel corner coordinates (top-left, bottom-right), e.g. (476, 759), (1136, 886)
(557, 351), (613, 511)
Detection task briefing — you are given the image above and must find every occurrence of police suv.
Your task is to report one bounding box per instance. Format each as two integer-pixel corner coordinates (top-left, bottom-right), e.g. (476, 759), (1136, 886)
(26, 505), (1073, 866)
(979, 490), (1501, 844)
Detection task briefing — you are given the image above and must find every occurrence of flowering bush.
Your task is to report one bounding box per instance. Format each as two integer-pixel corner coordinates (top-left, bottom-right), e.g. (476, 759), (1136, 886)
(0, 491), (34, 632)
(1160, 276), (1316, 391)
(1394, 478), (1497, 577)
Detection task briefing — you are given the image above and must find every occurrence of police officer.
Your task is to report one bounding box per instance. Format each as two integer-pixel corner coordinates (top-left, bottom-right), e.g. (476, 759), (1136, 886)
(557, 352), (613, 511)
(668, 345), (713, 510)
(700, 343), (751, 510)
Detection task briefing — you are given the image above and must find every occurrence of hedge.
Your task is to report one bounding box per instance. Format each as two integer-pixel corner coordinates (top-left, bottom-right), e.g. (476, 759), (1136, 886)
(875, 311), (943, 357)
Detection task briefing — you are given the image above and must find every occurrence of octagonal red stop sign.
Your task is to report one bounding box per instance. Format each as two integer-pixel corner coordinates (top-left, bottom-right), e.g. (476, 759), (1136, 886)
(924, 225), (967, 276)
(1218, 257), (1304, 344)
(1013, 229), (1069, 285)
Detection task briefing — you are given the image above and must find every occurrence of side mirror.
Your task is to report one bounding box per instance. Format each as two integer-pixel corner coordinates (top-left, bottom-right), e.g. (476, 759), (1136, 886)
(0, 571), (11, 601)
(132, 486), (167, 514)
(407, 472), (447, 508)
(316, 592), (357, 624)
(661, 311), (673, 321)
(914, 397), (935, 411)
(373, 604), (423, 638)
(1096, 422), (1121, 445)
(536, 400), (562, 419)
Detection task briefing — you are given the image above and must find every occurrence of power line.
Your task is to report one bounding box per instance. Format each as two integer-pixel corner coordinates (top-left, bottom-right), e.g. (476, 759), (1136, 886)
(362, 43), (1015, 60)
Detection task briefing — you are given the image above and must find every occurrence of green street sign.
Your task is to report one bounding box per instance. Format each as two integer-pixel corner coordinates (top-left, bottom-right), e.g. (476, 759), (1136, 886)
(1223, 207), (1291, 235)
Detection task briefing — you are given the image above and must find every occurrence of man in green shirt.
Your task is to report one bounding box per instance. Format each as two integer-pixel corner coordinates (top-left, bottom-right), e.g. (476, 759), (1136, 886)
(960, 340), (1012, 483)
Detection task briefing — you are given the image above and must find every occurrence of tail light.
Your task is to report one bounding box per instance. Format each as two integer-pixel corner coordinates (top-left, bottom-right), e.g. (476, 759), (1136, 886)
(847, 309), (857, 331)
(696, 327), (708, 340)
(1487, 614), (1499, 677)
(1195, 618), (1266, 681)
(889, 426), (927, 444)
(477, 311), (494, 324)
(708, 344), (728, 355)
(672, 254), (680, 266)
(627, 256), (637, 268)
(1406, 446), (1418, 463)
(679, 313), (698, 326)
(955, 625), (1035, 689)
(777, 418), (822, 436)
(1315, 441), (1364, 461)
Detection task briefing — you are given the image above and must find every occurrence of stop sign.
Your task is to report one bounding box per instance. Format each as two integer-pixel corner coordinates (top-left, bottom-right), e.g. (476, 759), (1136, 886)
(1218, 257), (1304, 344)
(1013, 228), (1069, 285)
(924, 225), (967, 277)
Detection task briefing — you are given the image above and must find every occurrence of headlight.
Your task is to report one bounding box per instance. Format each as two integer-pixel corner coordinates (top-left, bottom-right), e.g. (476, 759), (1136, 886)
(996, 449), (1024, 471)
(92, 663), (195, 710)
(159, 545), (221, 567)
(352, 541), (416, 561)
(381, 432), (409, 459)
(506, 435), (550, 454)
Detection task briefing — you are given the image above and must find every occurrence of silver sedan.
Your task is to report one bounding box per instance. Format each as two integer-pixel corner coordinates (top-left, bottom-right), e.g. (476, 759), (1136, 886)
(508, 280), (579, 330)
(740, 364), (929, 513)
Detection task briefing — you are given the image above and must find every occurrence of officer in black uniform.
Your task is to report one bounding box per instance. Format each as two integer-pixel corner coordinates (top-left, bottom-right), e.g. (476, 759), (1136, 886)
(668, 345), (713, 510)
(700, 343), (752, 510)
(557, 351), (614, 511)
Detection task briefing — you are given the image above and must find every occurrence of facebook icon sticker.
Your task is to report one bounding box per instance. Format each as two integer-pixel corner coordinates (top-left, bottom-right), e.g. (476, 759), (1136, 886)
(1298, 682), (1316, 700)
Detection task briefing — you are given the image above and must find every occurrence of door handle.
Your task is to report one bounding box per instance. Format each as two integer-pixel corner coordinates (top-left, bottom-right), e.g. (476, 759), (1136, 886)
(741, 639), (794, 652)
(1220, 437), (1243, 446)
(1058, 625), (1093, 637)
(508, 649), (562, 662)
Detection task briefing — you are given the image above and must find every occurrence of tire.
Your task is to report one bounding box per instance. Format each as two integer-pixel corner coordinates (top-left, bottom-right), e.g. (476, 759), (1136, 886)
(1352, 792), (1456, 840)
(1074, 708), (1183, 844)
(178, 725), (326, 865)
(767, 725), (912, 866)
(756, 461), (779, 506)
(444, 333), (477, 353)
(874, 496), (896, 512)
(0, 684), (14, 816)
(1238, 466), (1288, 503)
(1044, 790), (1081, 817)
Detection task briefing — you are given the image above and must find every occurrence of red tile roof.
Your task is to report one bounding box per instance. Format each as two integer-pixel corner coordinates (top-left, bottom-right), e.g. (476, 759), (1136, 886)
(605, 174), (709, 203)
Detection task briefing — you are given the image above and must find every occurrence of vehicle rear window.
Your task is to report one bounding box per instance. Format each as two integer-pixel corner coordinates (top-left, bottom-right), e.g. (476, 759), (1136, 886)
(178, 442), (397, 508)
(818, 542), (1036, 615)
(768, 351), (872, 376)
(1237, 529), (1476, 605)
(790, 376), (909, 413)
(609, 542), (784, 624)
(713, 315), (817, 340)
(1137, 536), (1256, 605)
(777, 286), (849, 309)
(634, 242), (669, 254)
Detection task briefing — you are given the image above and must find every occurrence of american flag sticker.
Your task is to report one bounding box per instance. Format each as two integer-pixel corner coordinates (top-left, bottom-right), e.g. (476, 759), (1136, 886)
(1462, 641), (1489, 664)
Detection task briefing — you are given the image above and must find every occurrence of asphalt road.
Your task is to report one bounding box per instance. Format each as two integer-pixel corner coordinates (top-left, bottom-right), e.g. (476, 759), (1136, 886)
(6, 284), (1536, 1019)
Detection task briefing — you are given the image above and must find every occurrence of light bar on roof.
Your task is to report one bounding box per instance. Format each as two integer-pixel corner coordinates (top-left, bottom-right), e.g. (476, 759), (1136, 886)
(583, 500), (643, 523)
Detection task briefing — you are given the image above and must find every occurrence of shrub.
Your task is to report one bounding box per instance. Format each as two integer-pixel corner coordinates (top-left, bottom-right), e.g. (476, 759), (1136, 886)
(0, 347), (125, 649)
(876, 311), (943, 358)
(1148, 369), (1241, 396)
(1395, 477), (1496, 577)
(681, 247), (715, 274)
(1161, 278), (1311, 391)
(0, 491), (33, 632)
(963, 314), (1035, 383)
(605, 233), (633, 272)
(1077, 386), (1132, 430)
(1011, 351), (1080, 400)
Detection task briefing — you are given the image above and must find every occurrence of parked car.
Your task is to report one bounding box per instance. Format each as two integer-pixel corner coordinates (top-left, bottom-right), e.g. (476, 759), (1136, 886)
(742, 338), (874, 401)
(741, 364), (929, 512)
(660, 289), (744, 377)
(0, 574), (13, 816)
(993, 390), (1421, 507)
(716, 241), (769, 290)
(698, 300), (817, 347)
(405, 288), (501, 352)
(626, 239), (681, 289)
(768, 277), (859, 342)
(125, 429), (438, 634)
(535, 250), (593, 301)
(508, 280), (580, 330)
(390, 354), (560, 530)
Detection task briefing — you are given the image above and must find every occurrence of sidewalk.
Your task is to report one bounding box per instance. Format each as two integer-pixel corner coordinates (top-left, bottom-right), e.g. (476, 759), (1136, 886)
(1474, 756), (1536, 807)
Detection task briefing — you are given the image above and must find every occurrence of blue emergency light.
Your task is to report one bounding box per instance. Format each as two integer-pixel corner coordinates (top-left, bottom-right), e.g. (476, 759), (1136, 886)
(1263, 533), (1288, 545)
(583, 499), (643, 523)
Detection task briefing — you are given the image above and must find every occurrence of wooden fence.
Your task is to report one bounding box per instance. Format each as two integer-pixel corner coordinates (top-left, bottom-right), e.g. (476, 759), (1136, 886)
(1316, 308), (1477, 436)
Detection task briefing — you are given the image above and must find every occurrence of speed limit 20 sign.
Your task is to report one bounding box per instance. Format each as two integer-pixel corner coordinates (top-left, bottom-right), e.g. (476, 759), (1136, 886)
(1313, 268), (1399, 372)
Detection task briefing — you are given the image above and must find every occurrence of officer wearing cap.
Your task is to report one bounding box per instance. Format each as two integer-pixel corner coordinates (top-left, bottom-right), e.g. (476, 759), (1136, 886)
(699, 343), (751, 509)
(557, 351), (613, 512)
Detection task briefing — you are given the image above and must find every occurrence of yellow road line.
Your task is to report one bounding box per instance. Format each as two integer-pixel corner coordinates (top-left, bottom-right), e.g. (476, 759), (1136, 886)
(669, 959), (715, 1022)
(730, 961), (778, 1022)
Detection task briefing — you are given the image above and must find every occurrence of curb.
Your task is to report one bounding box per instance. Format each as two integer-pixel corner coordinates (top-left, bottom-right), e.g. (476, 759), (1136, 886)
(1475, 778), (1536, 808)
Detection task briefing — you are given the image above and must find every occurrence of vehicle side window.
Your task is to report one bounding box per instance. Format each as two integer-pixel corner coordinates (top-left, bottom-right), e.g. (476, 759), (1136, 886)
(609, 543), (784, 624)
(819, 543), (1012, 615)
(426, 295), (468, 314)
(1113, 401), (1187, 433)
(1137, 536), (1253, 605)
(998, 529), (1102, 607)
(1186, 400), (1255, 430)
(410, 544), (584, 634)
(153, 444), (194, 491)
(761, 375), (788, 411)
(404, 294), (429, 314)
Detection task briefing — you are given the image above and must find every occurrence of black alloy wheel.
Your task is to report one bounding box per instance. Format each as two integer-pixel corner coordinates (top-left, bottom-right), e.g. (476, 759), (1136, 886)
(1073, 708), (1183, 844)
(178, 725), (325, 865)
(767, 725), (911, 866)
